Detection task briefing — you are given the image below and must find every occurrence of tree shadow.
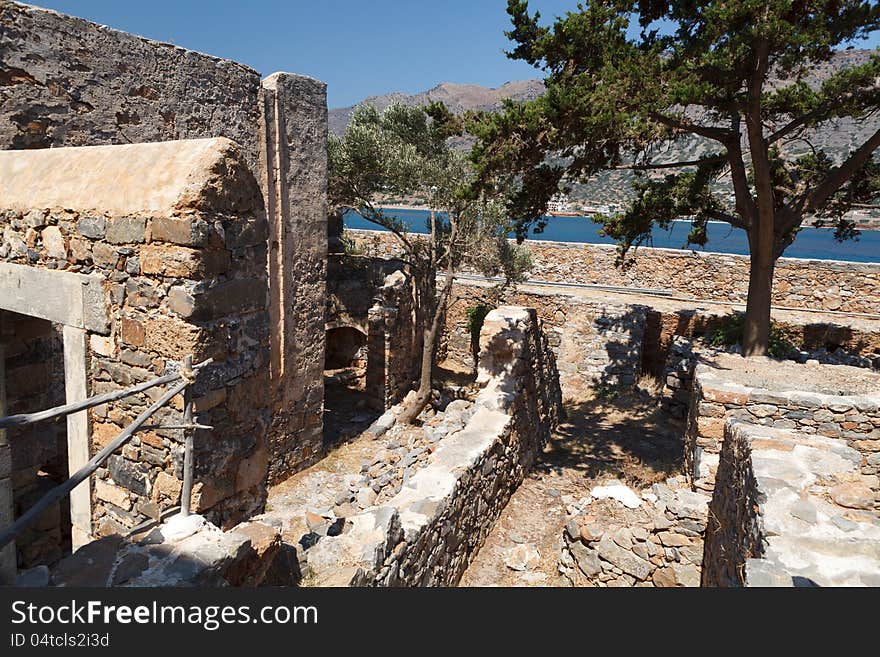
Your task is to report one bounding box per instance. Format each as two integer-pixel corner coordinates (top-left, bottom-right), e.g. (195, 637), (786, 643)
(537, 388), (686, 489)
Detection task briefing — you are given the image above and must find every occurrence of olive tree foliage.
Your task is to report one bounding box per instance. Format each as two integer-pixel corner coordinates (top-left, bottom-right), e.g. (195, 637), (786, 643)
(470, 0), (880, 355)
(329, 102), (530, 423)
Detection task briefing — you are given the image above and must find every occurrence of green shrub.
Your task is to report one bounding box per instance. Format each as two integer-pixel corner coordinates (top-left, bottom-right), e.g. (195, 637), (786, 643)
(707, 313), (797, 358)
(342, 230), (366, 256)
(466, 304), (493, 346)
(593, 382), (621, 400)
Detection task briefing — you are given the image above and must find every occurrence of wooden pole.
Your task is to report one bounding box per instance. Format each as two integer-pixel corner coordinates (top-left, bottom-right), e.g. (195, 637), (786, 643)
(0, 377), (190, 550)
(0, 358), (212, 431)
(180, 355), (195, 517)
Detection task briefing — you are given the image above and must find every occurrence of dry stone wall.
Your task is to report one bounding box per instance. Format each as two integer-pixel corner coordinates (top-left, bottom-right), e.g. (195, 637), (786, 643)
(703, 419), (880, 586)
(685, 357), (880, 500)
(0, 139), (273, 560)
(305, 306), (563, 586)
(559, 479), (710, 587)
(442, 282), (646, 399)
(348, 229), (880, 315)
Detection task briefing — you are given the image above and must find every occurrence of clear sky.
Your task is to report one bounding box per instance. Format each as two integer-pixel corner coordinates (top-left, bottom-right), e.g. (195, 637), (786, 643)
(26, 1), (880, 108)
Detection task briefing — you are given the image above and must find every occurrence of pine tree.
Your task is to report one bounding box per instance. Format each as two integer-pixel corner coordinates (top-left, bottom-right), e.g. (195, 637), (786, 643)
(471, 0), (880, 355)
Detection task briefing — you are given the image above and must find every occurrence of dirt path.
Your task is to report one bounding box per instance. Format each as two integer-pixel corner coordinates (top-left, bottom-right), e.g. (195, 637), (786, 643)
(459, 386), (684, 587)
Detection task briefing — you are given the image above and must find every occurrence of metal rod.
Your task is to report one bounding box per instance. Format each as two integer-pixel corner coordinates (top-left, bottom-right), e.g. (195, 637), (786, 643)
(0, 377), (190, 550)
(0, 358), (213, 430)
(180, 355), (195, 517)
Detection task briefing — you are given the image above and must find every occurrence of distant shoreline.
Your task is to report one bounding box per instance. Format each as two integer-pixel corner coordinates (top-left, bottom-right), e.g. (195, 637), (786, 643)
(377, 204), (879, 230)
(381, 203), (880, 230)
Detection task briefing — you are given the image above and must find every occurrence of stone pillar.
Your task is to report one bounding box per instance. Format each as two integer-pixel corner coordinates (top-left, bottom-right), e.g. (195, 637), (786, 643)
(62, 325), (91, 549)
(259, 73), (328, 481)
(0, 336), (15, 584)
(366, 305), (387, 410)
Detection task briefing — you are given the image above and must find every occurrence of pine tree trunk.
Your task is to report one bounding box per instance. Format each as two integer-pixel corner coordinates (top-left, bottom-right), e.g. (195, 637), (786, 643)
(742, 228), (775, 356)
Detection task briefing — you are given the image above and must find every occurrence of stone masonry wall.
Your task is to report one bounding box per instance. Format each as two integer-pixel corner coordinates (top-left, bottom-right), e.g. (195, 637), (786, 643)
(0, 1), (261, 162)
(443, 282), (646, 399)
(2, 0), (329, 483)
(305, 306), (563, 586)
(327, 254), (422, 409)
(685, 358), (880, 503)
(0, 139), (272, 558)
(348, 229), (880, 315)
(1, 313), (69, 568)
(702, 419), (880, 586)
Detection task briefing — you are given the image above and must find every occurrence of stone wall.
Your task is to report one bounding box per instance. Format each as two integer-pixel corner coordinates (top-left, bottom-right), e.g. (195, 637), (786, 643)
(559, 479), (710, 587)
(327, 254), (421, 409)
(347, 229), (880, 315)
(1, 314), (69, 569)
(305, 306), (563, 586)
(443, 282), (646, 399)
(0, 139), (273, 575)
(702, 419), (880, 586)
(1, 0), (329, 483)
(685, 356), (880, 499)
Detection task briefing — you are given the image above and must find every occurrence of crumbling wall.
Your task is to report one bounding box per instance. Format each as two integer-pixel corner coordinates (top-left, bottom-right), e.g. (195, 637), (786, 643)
(350, 229), (880, 315)
(0, 1), (261, 161)
(327, 254), (421, 409)
(703, 419), (880, 587)
(305, 306), (563, 586)
(685, 357), (880, 496)
(1, 0), (329, 484)
(443, 282), (646, 399)
(0, 139), (272, 561)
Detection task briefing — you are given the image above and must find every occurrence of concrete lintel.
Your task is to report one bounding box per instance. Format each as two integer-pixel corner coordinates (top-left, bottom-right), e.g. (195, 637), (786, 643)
(0, 262), (108, 333)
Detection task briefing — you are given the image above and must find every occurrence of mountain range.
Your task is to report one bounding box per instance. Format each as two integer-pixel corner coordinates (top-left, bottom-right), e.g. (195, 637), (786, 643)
(329, 50), (879, 210)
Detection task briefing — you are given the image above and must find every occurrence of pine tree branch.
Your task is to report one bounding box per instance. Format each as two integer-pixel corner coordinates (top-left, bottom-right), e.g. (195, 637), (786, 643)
(803, 126), (880, 215)
(647, 111), (733, 142)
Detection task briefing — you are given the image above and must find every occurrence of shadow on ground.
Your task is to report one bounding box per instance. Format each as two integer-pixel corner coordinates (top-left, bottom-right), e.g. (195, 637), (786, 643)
(322, 377), (380, 450)
(539, 387), (685, 488)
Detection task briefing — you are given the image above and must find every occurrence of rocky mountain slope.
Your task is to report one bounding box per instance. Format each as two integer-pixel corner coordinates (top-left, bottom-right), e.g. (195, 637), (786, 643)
(331, 50), (879, 210)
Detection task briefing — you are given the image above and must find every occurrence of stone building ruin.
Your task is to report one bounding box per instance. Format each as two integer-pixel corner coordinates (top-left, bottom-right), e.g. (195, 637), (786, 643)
(1, 1), (879, 587)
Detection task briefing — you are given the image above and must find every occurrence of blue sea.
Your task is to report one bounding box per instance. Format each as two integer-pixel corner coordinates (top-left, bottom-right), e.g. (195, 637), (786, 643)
(343, 208), (880, 264)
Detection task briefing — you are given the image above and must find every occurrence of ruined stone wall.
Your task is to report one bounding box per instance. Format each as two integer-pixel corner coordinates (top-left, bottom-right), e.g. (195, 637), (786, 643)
(306, 306), (563, 586)
(443, 282), (646, 399)
(0, 1), (261, 162)
(685, 358), (880, 501)
(259, 73), (328, 482)
(702, 420), (880, 587)
(0, 140), (272, 564)
(348, 229), (880, 315)
(328, 254), (421, 409)
(1, 1), (329, 484)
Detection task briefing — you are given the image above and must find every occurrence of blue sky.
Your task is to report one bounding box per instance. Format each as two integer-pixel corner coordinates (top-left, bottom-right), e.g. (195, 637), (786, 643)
(28, 1), (880, 108)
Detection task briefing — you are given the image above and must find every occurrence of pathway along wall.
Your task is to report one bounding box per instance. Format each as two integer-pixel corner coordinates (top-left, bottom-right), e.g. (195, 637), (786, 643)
(0, 139), (273, 579)
(348, 229), (880, 315)
(305, 306), (563, 586)
(0, 0), (328, 482)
